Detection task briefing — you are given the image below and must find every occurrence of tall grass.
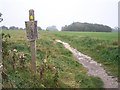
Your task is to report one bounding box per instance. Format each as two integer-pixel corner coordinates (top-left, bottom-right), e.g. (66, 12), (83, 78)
(2, 30), (104, 88)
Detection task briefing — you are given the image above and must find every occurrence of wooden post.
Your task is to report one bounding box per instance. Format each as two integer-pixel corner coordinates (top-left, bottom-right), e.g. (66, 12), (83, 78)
(25, 9), (38, 73)
(30, 40), (36, 73)
(29, 9), (35, 21)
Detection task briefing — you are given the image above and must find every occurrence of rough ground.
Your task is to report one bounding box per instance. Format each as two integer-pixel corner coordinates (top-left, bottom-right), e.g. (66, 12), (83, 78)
(56, 40), (118, 88)
(0, 63), (2, 89)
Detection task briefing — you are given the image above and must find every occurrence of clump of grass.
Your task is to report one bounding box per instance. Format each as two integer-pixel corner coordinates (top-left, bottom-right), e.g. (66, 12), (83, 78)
(75, 73), (103, 88)
(112, 40), (118, 46)
(11, 43), (29, 52)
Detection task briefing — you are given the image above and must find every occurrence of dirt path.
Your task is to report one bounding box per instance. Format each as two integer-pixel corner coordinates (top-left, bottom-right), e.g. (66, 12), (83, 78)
(56, 40), (118, 88)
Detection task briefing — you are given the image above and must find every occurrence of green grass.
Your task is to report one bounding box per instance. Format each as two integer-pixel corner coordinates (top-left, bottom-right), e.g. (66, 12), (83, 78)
(3, 30), (118, 88)
(3, 31), (103, 88)
(52, 31), (119, 77)
(52, 31), (118, 41)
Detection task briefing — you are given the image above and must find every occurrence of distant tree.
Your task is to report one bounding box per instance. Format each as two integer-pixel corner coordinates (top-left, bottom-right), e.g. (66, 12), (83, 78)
(112, 27), (119, 32)
(19, 28), (24, 30)
(1, 26), (8, 30)
(37, 26), (42, 30)
(62, 22), (112, 32)
(46, 25), (58, 31)
(9, 26), (19, 30)
(62, 25), (67, 31)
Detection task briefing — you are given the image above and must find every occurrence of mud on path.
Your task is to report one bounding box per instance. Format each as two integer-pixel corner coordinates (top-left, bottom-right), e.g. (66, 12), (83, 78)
(56, 40), (118, 88)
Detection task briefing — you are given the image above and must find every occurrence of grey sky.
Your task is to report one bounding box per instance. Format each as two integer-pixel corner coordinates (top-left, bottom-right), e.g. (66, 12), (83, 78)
(0, 0), (119, 30)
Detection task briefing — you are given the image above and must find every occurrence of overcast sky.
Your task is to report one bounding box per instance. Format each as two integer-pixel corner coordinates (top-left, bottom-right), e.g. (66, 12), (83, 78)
(0, 0), (119, 30)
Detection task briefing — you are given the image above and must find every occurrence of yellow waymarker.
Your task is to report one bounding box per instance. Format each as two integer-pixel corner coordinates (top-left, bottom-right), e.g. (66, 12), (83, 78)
(30, 15), (33, 20)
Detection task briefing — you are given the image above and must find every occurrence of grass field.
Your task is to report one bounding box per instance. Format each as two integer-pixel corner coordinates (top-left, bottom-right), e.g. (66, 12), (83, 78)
(2, 30), (118, 88)
(52, 31), (118, 41)
(52, 31), (118, 77)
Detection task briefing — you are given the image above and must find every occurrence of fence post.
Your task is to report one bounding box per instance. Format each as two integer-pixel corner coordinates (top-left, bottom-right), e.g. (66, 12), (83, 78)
(25, 9), (38, 73)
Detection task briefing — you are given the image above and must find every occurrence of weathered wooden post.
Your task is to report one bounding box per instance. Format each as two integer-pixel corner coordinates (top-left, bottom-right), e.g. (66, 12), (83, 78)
(25, 9), (38, 73)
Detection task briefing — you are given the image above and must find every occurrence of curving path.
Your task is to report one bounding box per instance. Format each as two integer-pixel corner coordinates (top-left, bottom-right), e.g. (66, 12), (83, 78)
(56, 40), (118, 88)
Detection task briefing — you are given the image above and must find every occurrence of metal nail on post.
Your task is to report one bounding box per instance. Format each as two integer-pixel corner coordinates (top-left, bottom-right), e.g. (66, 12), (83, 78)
(25, 9), (38, 73)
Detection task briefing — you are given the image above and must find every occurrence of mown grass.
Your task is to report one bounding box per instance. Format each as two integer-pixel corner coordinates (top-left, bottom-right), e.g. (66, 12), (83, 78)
(2, 30), (104, 88)
(52, 31), (119, 77)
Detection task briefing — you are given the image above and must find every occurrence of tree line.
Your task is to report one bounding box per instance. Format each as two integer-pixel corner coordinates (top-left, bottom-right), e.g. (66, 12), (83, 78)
(62, 22), (112, 32)
(0, 26), (42, 30)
